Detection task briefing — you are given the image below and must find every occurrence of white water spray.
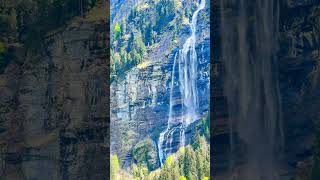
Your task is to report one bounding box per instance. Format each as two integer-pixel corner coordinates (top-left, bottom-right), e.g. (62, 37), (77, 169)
(157, 0), (206, 167)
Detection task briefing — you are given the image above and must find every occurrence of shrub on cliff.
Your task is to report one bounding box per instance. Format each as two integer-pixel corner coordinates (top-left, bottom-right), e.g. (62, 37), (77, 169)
(114, 22), (121, 40)
(132, 138), (159, 170)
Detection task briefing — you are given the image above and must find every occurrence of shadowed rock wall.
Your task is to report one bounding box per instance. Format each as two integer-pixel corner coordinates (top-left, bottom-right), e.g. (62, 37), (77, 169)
(0, 12), (109, 180)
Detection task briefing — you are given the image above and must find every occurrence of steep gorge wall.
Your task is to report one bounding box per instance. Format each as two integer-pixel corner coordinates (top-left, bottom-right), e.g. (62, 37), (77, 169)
(0, 15), (109, 180)
(212, 0), (320, 179)
(279, 0), (320, 177)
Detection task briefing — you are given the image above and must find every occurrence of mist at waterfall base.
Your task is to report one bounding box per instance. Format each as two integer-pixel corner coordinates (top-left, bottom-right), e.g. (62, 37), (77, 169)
(220, 0), (283, 179)
(157, 0), (207, 167)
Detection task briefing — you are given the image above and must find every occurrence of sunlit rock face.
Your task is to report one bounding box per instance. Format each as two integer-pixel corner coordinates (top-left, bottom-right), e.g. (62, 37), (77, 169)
(110, 0), (210, 169)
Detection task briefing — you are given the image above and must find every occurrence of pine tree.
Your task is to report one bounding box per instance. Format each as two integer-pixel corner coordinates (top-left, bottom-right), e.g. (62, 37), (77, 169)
(193, 131), (202, 150)
(178, 147), (186, 176)
(132, 164), (149, 180)
(144, 23), (153, 46)
(196, 136), (210, 179)
(172, 162), (181, 180)
(127, 32), (134, 52)
(184, 145), (197, 180)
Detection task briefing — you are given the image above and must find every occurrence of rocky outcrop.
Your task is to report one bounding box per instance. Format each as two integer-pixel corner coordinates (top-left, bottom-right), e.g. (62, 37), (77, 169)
(0, 10), (109, 180)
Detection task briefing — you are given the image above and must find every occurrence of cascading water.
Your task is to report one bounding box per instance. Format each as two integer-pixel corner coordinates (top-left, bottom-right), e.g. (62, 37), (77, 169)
(220, 0), (283, 179)
(157, 0), (206, 167)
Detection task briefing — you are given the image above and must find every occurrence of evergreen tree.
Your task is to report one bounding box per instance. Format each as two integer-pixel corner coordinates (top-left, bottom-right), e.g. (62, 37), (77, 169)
(184, 145), (197, 180)
(172, 162), (181, 180)
(133, 32), (146, 56)
(193, 131), (202, 150)
(132, 164), (149, 180)
(127, 32), (134, 52)
(144, 23), (153, 46)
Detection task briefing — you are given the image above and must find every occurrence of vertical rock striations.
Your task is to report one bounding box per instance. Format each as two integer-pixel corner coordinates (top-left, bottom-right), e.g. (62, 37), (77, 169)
(0, 13), (109, 180)
(220, 0), (283, 179)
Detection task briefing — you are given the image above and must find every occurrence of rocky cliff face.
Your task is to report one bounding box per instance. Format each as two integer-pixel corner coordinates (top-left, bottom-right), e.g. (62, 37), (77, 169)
(0, 8), (109, 180)
(110, 0), (210, 169)
(279, 0), (320, 177)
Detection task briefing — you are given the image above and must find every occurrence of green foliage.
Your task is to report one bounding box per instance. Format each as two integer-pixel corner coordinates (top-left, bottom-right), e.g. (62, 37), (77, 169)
(114, 22), (121, 40)
(197, 115), (210, 140)
(132, 138), (159, 170)
(110, 113), (211, 179)
(0, 0), (100, 52)
(165, 155), (174, 167)
(132, 164), (149, 180)
(144, 23), (153, 46)
(184, 145), (197, 179)
(111, 155), (120, 180)
(154, 0), (175, 33)
(156, 136), (209, 180)
(195, 136), (210, 179)
(193, 132), (202, 150)
(112, 132), (210, 180)
(111, 30), (146, 80)
(111, 0), (180, 81)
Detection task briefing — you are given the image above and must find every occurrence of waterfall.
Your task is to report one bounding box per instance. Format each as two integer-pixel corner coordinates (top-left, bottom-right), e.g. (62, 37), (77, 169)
(157, 0), (206, 167)
(220, 0), (283, 179)
(157, 53), (177, 167)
